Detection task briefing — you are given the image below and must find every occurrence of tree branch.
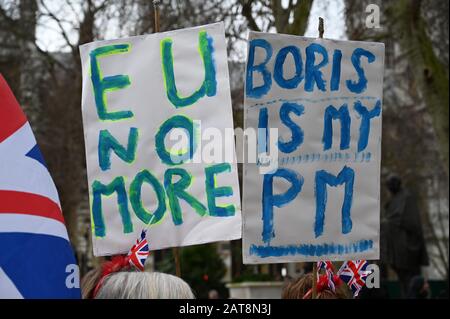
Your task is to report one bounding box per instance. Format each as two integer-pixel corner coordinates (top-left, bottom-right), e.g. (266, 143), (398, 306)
(241, 0), (261, 31)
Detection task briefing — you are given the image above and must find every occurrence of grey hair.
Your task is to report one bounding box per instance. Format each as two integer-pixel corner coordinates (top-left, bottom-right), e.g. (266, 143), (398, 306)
(95, 271), (195, 299)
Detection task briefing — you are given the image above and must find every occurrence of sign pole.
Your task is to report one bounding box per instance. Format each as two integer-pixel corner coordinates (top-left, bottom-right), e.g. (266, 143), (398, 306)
(152, 0), (182, 278)
(153, 0), (160, 33)
(311, 18), (324, 299)
(173, 247), (182, 277)
(318, 16), (324, 39)
(312, 262), (318, 299)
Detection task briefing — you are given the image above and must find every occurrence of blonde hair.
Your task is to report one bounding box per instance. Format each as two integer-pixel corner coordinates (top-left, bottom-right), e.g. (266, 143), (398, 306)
(81, 268), (102, 299)
(282, 273), (348, 299)
(95, 271), (195, 299)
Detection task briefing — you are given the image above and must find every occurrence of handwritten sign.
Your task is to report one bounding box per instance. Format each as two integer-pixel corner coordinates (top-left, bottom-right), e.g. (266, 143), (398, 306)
(80, 23), (241, 256)
(243, 32), (384, 263)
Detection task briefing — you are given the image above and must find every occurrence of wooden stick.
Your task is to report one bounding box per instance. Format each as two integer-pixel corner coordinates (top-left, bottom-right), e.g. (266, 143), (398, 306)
(173, 247), (182, 277)
(311, 19), (326, 298)
(312, 262), (318, 299)
(318, 17), (324, 39)
(153, 0), (161, 33)
(151, 0), (181, 277)
(312, 18), (323, 296)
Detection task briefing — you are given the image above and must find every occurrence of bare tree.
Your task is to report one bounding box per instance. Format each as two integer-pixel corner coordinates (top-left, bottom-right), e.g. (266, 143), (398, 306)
(345, 0), (449, 280)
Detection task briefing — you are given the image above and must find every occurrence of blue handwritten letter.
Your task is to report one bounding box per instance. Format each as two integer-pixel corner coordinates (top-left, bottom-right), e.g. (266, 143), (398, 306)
(314, 166), (355, 238)
(262, 168), (303, 244)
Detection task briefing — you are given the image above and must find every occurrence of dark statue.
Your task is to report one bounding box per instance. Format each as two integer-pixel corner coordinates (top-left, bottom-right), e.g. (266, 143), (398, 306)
(382, 175), (429, 298)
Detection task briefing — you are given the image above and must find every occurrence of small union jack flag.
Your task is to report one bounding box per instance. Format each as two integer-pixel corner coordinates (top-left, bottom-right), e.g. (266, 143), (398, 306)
(338, 260), (371, 297)
(128, 230), (150, 271)
(317, 261), (335, 272)
(317, 261), (336, 291)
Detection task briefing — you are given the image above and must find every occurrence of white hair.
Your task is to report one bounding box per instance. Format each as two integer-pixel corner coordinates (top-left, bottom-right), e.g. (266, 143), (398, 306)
(95, 271), (195, 299)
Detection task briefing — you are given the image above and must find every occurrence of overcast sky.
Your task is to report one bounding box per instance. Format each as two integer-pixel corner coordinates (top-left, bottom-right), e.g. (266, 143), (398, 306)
(304, 0), (346, 39)
(36, 0), (346, 54)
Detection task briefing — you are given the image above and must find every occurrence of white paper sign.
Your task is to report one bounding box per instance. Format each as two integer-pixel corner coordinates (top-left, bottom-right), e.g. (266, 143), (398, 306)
(243, 32), (384, 263)
(80, 22), (241, 256)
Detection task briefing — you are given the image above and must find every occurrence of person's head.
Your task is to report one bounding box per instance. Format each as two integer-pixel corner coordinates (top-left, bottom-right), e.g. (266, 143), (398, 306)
(282, 273), (348, 299)
(386, 175), (402, 194)
(81, 267), (102, 299)
(95, 271), (195, 299)
(407, 276), (430, 299)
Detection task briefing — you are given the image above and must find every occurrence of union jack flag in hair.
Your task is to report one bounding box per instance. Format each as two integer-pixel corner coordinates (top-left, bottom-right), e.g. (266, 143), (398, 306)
(0, 75), (81, 298)
(317, 261), (336, 292)
(92, 229), (151, 297)
(128, 229), (150, 271)
(338, 260), (372, 297)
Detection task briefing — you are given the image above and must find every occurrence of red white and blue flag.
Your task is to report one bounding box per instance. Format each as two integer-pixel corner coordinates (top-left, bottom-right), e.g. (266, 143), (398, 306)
(0, 75), (80, 298)
(128, 230), (150, 271)
(317, 261), (334, 273)
(317, 261), (336, 292)
(338, 260), (371, 297)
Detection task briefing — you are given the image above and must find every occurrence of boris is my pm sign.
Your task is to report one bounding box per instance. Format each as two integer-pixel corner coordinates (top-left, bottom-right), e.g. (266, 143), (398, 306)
(243, 32), (384, 263)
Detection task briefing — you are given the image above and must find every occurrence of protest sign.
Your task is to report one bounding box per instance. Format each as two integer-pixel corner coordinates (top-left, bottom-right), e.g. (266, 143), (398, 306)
(243, 32), (384, 263)
(80, 22), (241, 256)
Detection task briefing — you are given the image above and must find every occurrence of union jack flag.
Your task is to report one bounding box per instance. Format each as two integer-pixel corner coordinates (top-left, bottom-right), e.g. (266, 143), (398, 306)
(338, 260), (371, 297)
(128, 230), (150, 271)
(317, 261), (335, 273)
(317, 261), (336, 291)
(0, 75), (80, 298)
